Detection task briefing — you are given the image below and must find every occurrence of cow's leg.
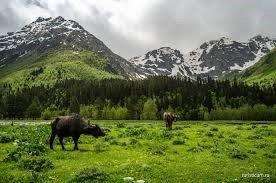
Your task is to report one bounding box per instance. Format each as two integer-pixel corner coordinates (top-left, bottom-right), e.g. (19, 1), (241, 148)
(59, 137), (65, 150)
(49, 132), (56, 149)
(72, 135), (80, 150)
(169, 121), (173, 130)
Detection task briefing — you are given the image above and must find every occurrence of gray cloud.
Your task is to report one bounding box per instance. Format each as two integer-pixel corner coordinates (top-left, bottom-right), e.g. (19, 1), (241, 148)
(0, 0), (276, 58)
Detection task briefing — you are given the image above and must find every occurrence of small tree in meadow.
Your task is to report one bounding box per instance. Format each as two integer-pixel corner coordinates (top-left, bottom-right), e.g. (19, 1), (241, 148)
(142, 98), (158, 120)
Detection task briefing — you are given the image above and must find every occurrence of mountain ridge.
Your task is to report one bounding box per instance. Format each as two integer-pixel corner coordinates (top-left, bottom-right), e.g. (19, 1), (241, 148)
(0, 16), (146, 80)
(129, 35), (276, 79)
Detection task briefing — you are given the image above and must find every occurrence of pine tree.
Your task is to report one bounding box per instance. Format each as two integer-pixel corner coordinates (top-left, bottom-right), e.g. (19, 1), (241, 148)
(26, 97), (41, 119)
(69, 96), (80, 114)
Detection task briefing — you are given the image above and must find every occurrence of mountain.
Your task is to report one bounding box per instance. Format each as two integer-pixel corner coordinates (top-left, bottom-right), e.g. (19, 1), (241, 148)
(129, 47), (192, 78)
(129, 36), (276, 79)
(0, 16), (145, 88)
(235, 48), (276, 86)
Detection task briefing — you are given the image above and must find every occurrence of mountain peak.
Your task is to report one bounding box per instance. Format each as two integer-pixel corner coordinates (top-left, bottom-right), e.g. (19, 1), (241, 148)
(35, 17), (52, 23)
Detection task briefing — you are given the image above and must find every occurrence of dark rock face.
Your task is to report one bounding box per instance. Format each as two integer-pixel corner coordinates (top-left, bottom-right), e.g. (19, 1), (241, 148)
(0, 16), (146, 79)
(129, 36), (276, 79)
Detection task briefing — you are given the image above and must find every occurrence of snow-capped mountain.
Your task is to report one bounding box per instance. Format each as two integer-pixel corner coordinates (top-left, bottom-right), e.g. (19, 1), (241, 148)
(129, 36), (276, 79)
(0, 16), (145, 79)
(129, 47), (192, 78)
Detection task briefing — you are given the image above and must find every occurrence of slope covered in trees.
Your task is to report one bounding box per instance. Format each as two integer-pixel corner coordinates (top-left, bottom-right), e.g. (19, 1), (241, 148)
(0, 76), (275, 120)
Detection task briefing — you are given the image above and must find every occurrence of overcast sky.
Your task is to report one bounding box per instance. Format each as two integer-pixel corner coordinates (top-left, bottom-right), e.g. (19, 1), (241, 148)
(0, 0), (276, 58)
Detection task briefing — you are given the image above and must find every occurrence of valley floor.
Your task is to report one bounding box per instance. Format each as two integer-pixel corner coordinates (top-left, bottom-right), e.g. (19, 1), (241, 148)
(0, 121), (275, 183)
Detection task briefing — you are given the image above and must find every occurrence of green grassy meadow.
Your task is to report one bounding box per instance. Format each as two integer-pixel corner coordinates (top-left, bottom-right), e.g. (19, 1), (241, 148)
(0, 121), (275, 183)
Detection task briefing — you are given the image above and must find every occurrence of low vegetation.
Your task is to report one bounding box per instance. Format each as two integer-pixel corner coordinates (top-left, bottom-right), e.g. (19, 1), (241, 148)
(0, 121), (275, 182)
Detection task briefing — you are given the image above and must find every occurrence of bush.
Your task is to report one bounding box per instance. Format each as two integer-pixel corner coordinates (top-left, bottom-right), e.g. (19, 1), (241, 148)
(187, 146), (204, 153)
(206, 131), (215, 137)
(0, 132), (15, 143)
(229, 147), (248, 160)
(172, 138), (186, 145)
(125, 127), (147, 138)
(226, 138), (236, 144)
(247, 134), (263, 140)
(210, 127), (218, 131)
(116, 121), (126, 128)
(4, 150), (22, 162)
(70, 167), (109, 183)
(149, 144), (167, 155)
(19, 157), (53, 172)
(160, 129), (174, 139)
(129, 138), (140, 145)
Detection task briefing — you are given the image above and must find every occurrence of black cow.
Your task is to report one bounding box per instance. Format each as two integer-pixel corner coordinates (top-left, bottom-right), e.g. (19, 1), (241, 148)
(49, 114), (105, 150)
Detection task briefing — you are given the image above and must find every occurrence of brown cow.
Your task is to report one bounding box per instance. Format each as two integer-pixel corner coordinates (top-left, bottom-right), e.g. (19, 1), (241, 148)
(163, 112), (177, 130)
(49, 114), (105, 150)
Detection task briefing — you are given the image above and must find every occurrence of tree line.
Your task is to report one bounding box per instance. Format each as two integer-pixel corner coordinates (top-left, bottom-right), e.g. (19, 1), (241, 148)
(0, 76), (276, 120)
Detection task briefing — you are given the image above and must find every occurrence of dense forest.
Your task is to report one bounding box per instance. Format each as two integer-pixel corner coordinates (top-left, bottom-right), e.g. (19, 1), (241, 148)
(0, 76), (276, 121)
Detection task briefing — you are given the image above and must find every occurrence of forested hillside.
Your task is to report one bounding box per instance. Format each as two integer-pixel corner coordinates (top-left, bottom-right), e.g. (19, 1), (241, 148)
(0, 76), (275, 121)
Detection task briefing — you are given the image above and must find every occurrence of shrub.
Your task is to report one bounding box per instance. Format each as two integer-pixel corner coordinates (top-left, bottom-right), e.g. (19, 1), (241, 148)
(4, 150), (22, 162)
(116, 121), (126, 128)
(125, 127), (147, 138)
(172, 138), (186, 145)
(206, 131), (215, 137)
(0, 132), (15, 143)
(211, 147), (220, 154)
(149, 144), (167, 155)
(19, 157), (53, 172)
(226, 138), (236, 144)
(210, 127), (219, 131)
(255, 128), (276, 137)
(247, 134), (263, 140)
(129, 138), (140, 145)
(19, 141), (47, 156)
(217, 132), (224, 138)
(229, 147), (248, 160)
(70, 167), (109, 183)
(160, 129), (174, 139)
(30, 171), (47, 183)
(187, 146), (204, 153)
(255, 142), (269, 149)
(263, 152), (275, 159)
(197, 142), (213, 149)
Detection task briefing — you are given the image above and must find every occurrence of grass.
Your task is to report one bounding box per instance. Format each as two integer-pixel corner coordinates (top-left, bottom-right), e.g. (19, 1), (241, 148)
(0, 121), (275, 182)
(238, 48), (276, 86)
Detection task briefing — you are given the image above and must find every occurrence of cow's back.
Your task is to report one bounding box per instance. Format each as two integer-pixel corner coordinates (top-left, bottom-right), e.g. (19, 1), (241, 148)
(55, 116), (85, 137)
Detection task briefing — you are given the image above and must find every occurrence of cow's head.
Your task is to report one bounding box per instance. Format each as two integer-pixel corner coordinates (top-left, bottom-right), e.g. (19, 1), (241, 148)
(173, 114), (179, 122)
(86, 124), (105, 138)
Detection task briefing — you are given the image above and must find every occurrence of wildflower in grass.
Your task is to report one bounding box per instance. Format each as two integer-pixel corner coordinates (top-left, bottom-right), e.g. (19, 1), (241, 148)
(136, 180), (145, 183)
(123, 177), (134, 182)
